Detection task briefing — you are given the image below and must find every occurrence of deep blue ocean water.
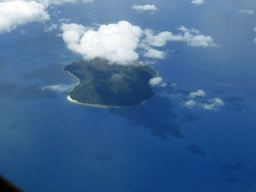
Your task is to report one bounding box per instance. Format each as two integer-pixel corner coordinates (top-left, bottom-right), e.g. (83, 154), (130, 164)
(0, 0), (256, 191)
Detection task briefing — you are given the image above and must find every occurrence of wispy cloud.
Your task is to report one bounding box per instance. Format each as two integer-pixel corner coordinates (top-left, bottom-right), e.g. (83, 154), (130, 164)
(40, 84), (73, 92)
(191, 0), (205, 5)
(44, 23), (57, 32)
(239, 10), (254, 14)
(59, 18), (71, 23)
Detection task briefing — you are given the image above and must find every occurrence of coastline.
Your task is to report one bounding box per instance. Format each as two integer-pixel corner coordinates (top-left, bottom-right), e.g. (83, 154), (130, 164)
(67, 95), (119, 108)
(65, 63), (158, 108)
(66, 70), (121, 108)
(66, 71), (80, 85)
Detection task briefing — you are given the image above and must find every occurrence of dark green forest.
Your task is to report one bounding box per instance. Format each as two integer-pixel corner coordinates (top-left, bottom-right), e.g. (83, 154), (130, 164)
(65, 58), (157, 107)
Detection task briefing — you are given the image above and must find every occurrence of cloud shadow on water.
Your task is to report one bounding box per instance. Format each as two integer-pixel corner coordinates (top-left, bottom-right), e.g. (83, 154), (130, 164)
(223, 96), (244, 111)
(188, 144), (206, 155)
(1, 122), (19, 131)
(182, 113), (201, 123)
(213, 90), (224, 94)
(177, 89), (191, 97)
(222, 163), (256, 188)
(109, 96), (183, 140)
(0, 81), (18, 98)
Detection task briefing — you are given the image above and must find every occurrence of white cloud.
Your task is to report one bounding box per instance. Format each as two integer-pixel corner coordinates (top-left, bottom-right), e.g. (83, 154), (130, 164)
(0, 0), (50, 34)
(44, 23), (57, 32)
(142, 29), (183, 47)
(61, 21), (143, 65)
(132, 4), (157, 12)
(40, 84), (73, 92)
(149, 77), (164, 87)
(141, 27), (217, 53)
(170, 88), (224, 111)
(189, 90), (206, 98)
(183, 32), (217, 47)
(178, 26), (200, 34)
(203, 98), (224, 110)
(191, 0), (205, 5)
(239, 10), (254, 14)
(184, 97), (224, 110)
(60, 21), (217, 64)
(144, 48), (166, 59)
(61, 23), (87, 46)
(185, 100), (197, 108)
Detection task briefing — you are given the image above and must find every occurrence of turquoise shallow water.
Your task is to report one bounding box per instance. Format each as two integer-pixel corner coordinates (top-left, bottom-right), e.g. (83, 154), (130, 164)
(0, 0), (256, 191)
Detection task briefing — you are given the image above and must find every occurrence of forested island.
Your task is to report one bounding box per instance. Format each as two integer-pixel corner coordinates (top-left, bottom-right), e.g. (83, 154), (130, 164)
(65, 58), (158, 107)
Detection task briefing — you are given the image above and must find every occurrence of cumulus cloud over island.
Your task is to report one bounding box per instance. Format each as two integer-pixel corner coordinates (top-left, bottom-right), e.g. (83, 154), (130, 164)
(60, 21), (143, 65)
(60, 21), (217, 65)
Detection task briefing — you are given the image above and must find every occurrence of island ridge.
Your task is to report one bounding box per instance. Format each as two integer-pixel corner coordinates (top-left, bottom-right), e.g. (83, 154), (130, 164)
(65, 58), (158, 107)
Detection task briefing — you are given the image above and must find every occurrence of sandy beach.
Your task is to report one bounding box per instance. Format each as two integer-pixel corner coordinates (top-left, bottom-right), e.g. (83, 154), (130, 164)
(67, 95), (122, 108)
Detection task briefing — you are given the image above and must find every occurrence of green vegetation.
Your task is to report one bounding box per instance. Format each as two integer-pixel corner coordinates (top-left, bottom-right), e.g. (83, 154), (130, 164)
(64, 58), (158, 107)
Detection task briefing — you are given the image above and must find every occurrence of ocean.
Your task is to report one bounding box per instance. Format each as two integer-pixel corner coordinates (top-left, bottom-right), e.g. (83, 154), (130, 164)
(0, 0), (256, 191)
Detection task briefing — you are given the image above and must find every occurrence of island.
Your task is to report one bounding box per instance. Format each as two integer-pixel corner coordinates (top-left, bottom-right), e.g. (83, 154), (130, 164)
(64, 58), (158, 107)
